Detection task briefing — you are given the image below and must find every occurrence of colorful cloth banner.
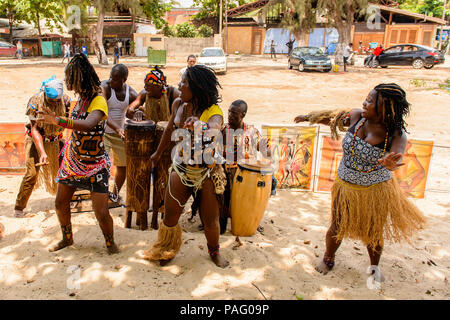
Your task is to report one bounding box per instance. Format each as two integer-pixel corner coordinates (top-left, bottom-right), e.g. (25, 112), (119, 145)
(315, 134), (433, 199)
(263, 125), (317, 190)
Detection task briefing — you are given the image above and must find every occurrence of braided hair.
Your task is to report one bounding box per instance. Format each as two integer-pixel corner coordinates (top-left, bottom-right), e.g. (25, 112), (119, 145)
(374, 83), (410, 137)
(185, 64), (222, 115)
(65, 53), (101, 99)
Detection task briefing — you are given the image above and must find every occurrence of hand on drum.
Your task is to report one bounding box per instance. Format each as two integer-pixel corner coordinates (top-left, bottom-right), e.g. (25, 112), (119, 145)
(183, 116), (200, 131)
(133, 110), (145, 122)
(116, 128), (125, 140)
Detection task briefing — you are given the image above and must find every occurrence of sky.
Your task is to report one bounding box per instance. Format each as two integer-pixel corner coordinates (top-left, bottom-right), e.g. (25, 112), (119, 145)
(172, 0), (195, 8)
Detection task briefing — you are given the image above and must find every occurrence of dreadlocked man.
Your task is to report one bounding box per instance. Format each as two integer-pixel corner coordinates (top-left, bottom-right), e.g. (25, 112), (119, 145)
(294, 83), (425, 283)
(38, 53), (119, 254)
(126, 66), (180, 122)
(14, 77), (71, 218)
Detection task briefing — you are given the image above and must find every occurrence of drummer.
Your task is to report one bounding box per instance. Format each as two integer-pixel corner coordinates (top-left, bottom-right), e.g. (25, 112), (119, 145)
(126, 67), (180, 122)
(101, 64), (139, 206)
(220, 100), (272, 233)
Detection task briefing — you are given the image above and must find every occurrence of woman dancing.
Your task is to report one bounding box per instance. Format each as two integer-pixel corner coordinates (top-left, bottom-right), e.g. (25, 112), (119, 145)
(142, 65), (229, 268)
(295, 83), (425, 281)
(38, 53), (119, 254)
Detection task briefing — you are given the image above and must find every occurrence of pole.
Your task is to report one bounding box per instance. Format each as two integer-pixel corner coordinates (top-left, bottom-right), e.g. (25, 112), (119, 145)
(225, 0), (228, 53)
(219, 0), (223, 43)
(439, 0), (447, 50)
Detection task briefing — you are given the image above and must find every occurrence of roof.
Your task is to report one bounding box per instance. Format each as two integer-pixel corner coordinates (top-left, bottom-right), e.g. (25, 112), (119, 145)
(226, 1), (446, 25)
(227, 0), (269, 17)
(12, 19), (70, 39)
(378, 4), (446, 24)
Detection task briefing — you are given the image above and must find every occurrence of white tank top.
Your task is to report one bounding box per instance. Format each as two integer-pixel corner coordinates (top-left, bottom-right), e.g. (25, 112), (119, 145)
(105, 84), (129, 134)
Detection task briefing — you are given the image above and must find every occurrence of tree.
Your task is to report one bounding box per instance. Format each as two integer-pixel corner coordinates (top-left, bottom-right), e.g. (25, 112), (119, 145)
(398, 0), (449, 19)
(193, 0), (250, 30)
(266, 1), (370, 63)
(176, 22), (197, 37)
(198, 24), (214, 37)
(0, 0), (25, 44)
(16, 0), (64, 54)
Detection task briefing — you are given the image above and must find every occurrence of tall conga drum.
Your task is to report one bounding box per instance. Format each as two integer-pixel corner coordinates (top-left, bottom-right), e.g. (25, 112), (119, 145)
(124, 119), (156, 230)
(151, 121), (175, 228)
(230, 161), (273, 236)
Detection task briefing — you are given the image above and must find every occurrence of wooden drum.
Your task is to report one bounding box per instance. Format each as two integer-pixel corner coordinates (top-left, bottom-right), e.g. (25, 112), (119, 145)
(230, 161), (273, 236)
(124, 119), (156, 230)
(151, 121), (175, 228)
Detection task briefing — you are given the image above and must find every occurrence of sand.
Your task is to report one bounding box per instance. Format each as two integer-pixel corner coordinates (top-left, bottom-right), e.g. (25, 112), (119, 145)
(0, 55), (449, 300)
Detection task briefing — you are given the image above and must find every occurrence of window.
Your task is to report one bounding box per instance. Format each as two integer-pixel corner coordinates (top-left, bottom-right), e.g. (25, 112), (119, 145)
(385, 46), (402, 53)
(403, 46), (418, 52)
(399, 30), (407, 43)
(390, 30), (398, 43)
(423, 31), (432, 46)
(200, 48), (224, 57)
(408, 30), (417, 43)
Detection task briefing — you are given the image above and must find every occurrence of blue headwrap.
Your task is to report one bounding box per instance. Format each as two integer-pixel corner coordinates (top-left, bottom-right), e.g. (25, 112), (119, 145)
(41, 76), (63, 99)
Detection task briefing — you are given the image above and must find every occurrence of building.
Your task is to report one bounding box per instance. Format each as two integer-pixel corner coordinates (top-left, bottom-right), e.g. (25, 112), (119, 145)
(165, 8), (200, 26)
(224, 0), (446, 55)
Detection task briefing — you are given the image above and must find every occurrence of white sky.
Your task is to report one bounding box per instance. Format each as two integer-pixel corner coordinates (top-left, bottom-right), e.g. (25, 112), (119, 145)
(172, 0), (195, 8)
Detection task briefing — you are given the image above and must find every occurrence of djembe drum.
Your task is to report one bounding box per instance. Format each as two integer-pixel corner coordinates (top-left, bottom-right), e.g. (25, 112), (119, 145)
(151, 121), (175, 229)
(230, 161), (273, 236)
(124, 119), (156, 230)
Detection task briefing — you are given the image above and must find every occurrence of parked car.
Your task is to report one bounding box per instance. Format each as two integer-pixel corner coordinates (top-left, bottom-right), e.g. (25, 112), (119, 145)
(288, 46), (332, 72)
(197, 47), (227, 74)
(366, 44), (445, 69)
(0, 41), (18, 57)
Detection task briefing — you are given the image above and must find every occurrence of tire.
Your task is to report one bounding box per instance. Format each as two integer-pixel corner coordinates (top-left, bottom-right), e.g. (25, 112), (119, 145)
(325, 68), (332, 72)
(370, 59), (379, 68)
(381, 66), (388, 68)
(424, 64), (434, 69)
(298, 62), (305, 72)
(288, 59), (293, 69)
(412, 59), (424, 69)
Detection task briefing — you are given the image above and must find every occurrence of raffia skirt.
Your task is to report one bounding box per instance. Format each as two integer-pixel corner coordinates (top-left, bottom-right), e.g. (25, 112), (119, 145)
(332, 176), (426, 249)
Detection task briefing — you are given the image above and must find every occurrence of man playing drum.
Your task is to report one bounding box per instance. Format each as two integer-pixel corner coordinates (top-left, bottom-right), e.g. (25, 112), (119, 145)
(126, 67), (180, 123)
(101, 64), (139, 206)
(220, 100), (272, 234)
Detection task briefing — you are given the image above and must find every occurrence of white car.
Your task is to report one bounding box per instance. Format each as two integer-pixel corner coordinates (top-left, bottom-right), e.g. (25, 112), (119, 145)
(197, 47), (227, 74)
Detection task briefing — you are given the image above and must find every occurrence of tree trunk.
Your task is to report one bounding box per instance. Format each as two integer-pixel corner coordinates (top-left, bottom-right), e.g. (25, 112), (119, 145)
(36, 11), (42, 56)
(131, 8), (136, 35)
(292, 29), (307, 46)
(334, 21), (352, 65)
(95, 1), (108, 65)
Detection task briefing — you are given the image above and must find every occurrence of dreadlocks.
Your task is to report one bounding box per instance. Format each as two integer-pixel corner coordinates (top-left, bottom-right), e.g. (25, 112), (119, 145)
(185, 64), (222, 115)
(374, 83), (410, 137)
(65, 53), (101, 99)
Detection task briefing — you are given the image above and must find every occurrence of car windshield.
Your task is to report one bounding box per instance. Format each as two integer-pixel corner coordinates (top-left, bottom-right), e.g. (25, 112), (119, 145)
(200, 49), (224, 57)
(299, 47), (324, 56)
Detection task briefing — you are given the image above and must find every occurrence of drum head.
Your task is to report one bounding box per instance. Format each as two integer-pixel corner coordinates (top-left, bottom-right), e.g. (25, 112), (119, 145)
(125, 119), (156, 131)
(238, 160), (273, 175)
(156, 121), (169, 130)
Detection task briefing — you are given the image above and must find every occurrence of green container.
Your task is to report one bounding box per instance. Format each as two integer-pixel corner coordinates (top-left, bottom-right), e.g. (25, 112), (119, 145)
(147, 48), (166, 67)
(41, 41), (62, 57)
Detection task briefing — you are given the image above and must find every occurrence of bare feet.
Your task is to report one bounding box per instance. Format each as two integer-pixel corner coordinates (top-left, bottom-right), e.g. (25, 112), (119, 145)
(49, 239), (73, 252)
(211, 253), (229, 268)
(107, 243), (120, 255)
(14, 210), (25, 218)
(315, 260), (333, 275)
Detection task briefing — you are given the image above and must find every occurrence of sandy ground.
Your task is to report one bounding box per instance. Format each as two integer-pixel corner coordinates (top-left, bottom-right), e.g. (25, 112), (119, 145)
(0, 55), (449, 300)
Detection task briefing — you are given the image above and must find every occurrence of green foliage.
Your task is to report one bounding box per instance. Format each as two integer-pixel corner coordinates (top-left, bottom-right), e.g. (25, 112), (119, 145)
(16, 0), (64, 34)
(140, 0), (175, 29)
(197, 24), (214, 37)
(163, 24), (177, 37)
(193, 0), (250, 20)
(0, 0), (26, 42)
(176, 22), (197, 38)
(397, 0), (448, 18)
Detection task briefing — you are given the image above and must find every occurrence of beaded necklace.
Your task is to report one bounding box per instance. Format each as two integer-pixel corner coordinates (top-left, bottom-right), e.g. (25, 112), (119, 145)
(351, 118), (388, 173)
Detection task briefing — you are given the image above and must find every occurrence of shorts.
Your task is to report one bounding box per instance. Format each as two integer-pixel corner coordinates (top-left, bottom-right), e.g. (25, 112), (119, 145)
(59, 168), (109, 193)
(343, 57), (349, 64)
(104, 132), (126, 167)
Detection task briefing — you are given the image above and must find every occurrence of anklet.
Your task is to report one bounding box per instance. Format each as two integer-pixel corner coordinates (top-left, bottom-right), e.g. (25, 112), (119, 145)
(208, 244), (220, 257)
(104, 233), (114, 247)
(323, 253), (335, 269)
(61, 224), (73, 241)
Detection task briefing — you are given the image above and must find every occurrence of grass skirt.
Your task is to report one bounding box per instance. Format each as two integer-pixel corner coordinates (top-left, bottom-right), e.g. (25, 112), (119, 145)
(332, 176), (425, 248)
(142, 223), (182, 261)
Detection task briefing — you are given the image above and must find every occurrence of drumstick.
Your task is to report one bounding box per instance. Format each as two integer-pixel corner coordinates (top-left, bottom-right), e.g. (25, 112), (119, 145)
(35, 162), (48, 167)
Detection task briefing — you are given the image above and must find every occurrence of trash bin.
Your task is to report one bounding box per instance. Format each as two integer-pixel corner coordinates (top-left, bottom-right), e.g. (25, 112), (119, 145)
(41, 41), (62, 57)
(147, 48), (166, 67)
